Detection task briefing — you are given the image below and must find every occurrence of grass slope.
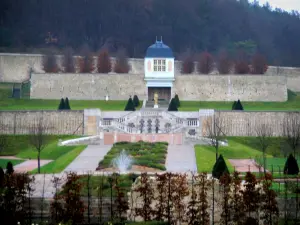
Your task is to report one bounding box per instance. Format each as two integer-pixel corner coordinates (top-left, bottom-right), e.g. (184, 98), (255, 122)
(0, 159), (24, 168)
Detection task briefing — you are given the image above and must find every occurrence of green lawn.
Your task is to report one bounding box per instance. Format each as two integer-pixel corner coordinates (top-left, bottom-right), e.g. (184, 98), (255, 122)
(0, 135), (87, 173)
(0, 159), (24, 168)
(195, 137), (274, 172)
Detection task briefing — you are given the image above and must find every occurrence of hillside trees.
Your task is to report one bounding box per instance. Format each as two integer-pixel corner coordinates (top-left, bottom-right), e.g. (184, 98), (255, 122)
(63, 47), (75, 73)
(97, 49), (111, 73)
(180, 49), (194, 74)
(217, 49), (233, 74)
(78, 44), (95, 73)
(198, 51), (214, 74)
(114, 48), (130, 73)
(43, 51), (59, 73)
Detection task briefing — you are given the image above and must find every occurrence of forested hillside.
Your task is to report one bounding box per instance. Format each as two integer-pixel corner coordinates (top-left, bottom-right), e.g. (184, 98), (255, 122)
(0, 0), (300, 66)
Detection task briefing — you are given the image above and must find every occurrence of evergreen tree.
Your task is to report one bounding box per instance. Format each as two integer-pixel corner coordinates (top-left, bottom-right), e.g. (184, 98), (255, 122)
(6, 161), (14, 175)
(174, 94), (180, 107)
(168, 98), (178, 111)
(212, 154), (229, 179)
(284, 154), (299, 175)
(65, 97), (71, 110)
(125, 97), (135, 111)
(234, 99), (244, 110)
(58, 98), (65, 110)
(133, 95), (140, 107)
(232, 101), (237, 110)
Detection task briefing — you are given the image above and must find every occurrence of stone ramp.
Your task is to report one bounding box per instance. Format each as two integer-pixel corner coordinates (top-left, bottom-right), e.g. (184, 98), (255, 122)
(63, 142), (112, 173)
(165, 144), (197, 173)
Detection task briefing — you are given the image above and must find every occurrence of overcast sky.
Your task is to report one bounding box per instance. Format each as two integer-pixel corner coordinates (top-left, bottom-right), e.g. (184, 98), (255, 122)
(252, 0), (300, 12)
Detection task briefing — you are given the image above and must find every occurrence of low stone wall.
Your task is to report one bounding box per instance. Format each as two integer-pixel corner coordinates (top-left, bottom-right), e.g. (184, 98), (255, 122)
(216, 111), (300, 136)
(174, 75), (287, 101)
(0, 110), (84, 135)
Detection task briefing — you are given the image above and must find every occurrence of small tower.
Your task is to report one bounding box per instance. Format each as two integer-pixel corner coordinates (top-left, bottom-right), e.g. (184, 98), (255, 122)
(144, 37), (175, 102)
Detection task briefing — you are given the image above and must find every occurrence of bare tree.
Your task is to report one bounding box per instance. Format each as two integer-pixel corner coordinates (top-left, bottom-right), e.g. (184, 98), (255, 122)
(255, 123), (273, 175)
(283, 113), (300, 158)
(207, 113), (226, 161)
(29, 116), (50, 174)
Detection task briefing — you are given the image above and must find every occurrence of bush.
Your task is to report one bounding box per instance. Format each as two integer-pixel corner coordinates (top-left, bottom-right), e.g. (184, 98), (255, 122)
(6, 161), (14, 175)
(133, 95), (140, 107)
(284, 154), (299, 175)
(217, 49), (232, 74)
(197, 51), (214, 74)
(232, 99), (244, 110)
(97, 48), (112, 73)
(212, 154), (229, 179)
(168, 98), (178, 111)
(63, 47), (75, 73)
(114, 48), (130, 73)
(125, 96), (135, 111)
(64, 97), (71, 110)
(251, 52), (268, 74)
(174, 94), (180, 107)
(58, 98), (65, 110)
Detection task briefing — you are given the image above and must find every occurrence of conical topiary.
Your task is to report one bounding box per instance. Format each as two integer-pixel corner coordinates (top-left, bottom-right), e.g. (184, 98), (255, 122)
(235, 99), (244, 110)
(6, 161), (14, 175)
(174, 94), (180, 108)
(232, 101), (237, 110)
(58, 98), (65, 110)
(125, 96), (135, 111)
(133, 95), (140, 107)
(65, 97), (71, 110)
(168, 98), (178, 111)
(212, 154), (229, 179)
(284, 154), (299, 175)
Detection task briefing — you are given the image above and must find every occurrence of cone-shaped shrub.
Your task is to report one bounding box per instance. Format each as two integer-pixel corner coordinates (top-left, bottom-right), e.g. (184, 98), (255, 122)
(168, 98), (178, 111)
(125, 97), (135, 111)
(6, 161), (14, 175)
(284, 154), (299, 175)
(232, 101), (237, 110)
(233, 99), (244, 110)
(212, 154), (229, 179)
(174, 94), (180, 108)
(133, 95), (140, 107)
(65, 97), (71, 110)
(58, 98), (65, 110)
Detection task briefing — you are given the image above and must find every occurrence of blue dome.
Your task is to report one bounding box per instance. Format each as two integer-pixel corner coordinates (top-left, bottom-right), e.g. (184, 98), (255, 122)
(145, 40), (174, 58)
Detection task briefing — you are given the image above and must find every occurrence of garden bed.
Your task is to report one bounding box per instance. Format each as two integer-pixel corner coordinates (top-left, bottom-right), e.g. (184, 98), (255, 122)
(97, 141), (168, 172)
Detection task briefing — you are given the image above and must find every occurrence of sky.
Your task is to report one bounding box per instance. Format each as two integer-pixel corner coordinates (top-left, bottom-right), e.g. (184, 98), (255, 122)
(252, 0), (300, 12)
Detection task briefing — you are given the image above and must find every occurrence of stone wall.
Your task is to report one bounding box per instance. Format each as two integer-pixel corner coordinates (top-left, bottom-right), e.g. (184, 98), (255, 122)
(0, 110), (84, 135)
(173, 75), (287, 101)
(30, 73), (147, 100)
(216, 111), (300, 136)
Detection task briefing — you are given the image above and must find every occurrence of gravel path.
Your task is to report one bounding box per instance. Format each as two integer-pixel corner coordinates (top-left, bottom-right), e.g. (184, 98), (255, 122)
(165, 144), (197, 173)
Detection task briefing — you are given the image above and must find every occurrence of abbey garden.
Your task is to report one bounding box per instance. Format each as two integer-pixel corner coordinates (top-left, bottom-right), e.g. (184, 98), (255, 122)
(0, 40), (300, 224)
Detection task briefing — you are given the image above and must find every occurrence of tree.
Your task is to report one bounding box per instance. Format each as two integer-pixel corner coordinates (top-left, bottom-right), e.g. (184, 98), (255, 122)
(125, 96), (135, 111)
(114, 48), (130, 73)
(217, 49), (233, 74)
(78, 44), (95, 73)
(64, 97), (71, 110)
(233, 99), (244, 110)
(6, 161), (14, 175)
(58, 98), (65, 110)
(230, 171), (245, 224)
(251, 52), (268, 74)
(212, 154), (229, 179)
(43, 51), (58, 73)
(168, 98), (178, 111)
(234, 50), (250, 74)
(174, 94), (180, 108)
(284, 154), (299, 175)
(181, 49), (194, 74)
(97, 48), (112, 73)
(256, 123), (272, 175)
(207, 112), (226, 161)
(283, 113), (300, 157)
(197, 51), (214, 74)
(133, 95), (140, 107)
(29, 117), (50, 174)
(63, 47), (75, 73)
(219, 173), (232, 225)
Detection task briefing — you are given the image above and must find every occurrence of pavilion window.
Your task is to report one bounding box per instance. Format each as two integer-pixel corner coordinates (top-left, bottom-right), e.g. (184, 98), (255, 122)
(153, 59), (166, 72)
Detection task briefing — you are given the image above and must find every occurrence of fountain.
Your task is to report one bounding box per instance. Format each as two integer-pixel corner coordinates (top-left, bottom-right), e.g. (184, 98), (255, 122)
(111, 149), (133, 173)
